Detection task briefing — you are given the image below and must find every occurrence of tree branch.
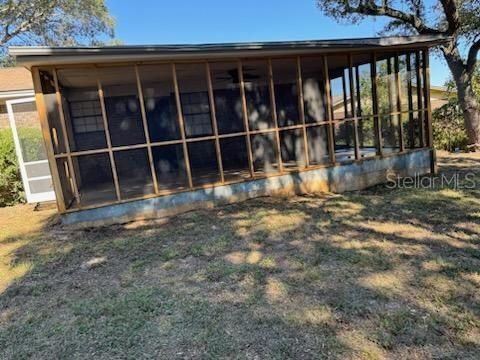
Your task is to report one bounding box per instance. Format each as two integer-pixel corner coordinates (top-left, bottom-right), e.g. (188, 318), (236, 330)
(439, 0), (460, 35)
(467, 38), (480, 74)
(0, 4), (53, 46)
(408, 0), (423, 18)
(347, 1), (444, 35)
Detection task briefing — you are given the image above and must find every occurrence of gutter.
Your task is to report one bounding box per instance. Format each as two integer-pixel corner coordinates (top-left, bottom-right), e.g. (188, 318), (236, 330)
(9, 35), (452, 69)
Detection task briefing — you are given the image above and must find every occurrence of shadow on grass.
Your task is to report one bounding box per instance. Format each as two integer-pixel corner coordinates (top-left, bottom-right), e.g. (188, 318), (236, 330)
(0, 154), (479, 358)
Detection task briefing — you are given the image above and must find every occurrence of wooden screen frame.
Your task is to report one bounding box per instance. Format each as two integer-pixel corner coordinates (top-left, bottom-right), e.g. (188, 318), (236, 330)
(33, 47), (433, 214)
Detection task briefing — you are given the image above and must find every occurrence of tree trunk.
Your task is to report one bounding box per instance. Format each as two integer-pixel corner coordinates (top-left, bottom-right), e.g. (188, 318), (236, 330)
(444, 51), (480, 146)
(456, 81), (480, 146)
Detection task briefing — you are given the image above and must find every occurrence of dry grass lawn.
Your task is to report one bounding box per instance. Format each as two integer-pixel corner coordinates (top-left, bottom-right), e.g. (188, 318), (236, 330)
(0, 152), (479, 359)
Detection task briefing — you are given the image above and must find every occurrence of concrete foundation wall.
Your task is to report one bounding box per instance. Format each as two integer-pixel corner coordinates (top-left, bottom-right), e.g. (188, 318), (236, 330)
(61, 148), (433, 226)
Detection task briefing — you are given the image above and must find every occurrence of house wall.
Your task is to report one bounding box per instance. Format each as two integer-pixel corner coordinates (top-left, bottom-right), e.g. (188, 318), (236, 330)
(0, 101), (38, 130)
(0, 103), (8, 129)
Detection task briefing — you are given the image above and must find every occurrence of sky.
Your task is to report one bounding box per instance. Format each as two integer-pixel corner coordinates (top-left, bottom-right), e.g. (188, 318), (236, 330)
(106, 0), (450, 86)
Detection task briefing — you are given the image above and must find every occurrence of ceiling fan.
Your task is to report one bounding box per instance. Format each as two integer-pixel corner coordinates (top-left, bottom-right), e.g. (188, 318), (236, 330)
(215, 67), (260, 84)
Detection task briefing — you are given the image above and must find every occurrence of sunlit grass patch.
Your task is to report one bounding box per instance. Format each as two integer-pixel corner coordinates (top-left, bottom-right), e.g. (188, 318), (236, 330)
(285, 305), (335, 327)
(1, 152), (480, 358)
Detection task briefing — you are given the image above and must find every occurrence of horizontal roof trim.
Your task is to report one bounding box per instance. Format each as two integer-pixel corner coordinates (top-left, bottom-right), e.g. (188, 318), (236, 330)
(10, 35), (450, 68)
(0, 89), (35, 100)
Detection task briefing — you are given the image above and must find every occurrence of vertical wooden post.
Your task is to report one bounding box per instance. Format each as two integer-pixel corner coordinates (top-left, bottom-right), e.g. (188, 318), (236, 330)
(172, 63), (194, 188)
(394, 54), (404, 152)
(323, 56), (336, 164)
(422, 49), (436, 174)
(341, 70), (349, 118)
(205, 62), (225, 183)
(423, 49), (433, 148)
(386, 56), (394, 114)
(406, 53), (415, 148)
(52, 69), (81, 206)
(355, 65), (364, 150)
(348, 54), (360, 160)
(371, 52), (383, 156)
(31, 67), (66, 213)
(97, 74), (121, 201)
(296, 56), (310, 167)
(386, 56), (394, 152)
(135, 65), (159, 194)
(238, 60), (255, 177)
(355, 65), (362, 116)
(268, 58), (284, 173)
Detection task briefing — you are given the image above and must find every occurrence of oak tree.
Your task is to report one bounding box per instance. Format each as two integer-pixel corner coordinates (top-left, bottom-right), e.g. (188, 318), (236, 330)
(0, 0), (115, 64)
(317, 0), (480, 146)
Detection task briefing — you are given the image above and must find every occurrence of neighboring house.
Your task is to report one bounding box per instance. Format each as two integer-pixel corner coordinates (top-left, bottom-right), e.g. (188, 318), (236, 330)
(419, 85), (456, 110)
(0, 68), (35, 129)
(10, 35), (447, 225)
(332, 84), (455, 116)
(0, 67), (55, 203)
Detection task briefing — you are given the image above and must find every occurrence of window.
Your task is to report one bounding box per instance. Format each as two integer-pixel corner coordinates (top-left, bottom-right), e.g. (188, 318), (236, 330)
(70, 100), (104, 134)
(250, 132), (279, 174)
(176, 63), (213, 138)
(181, 92), (212, 137)
(152, 144), (188, 191)
(210, 62), (245, 134)
(243, 60), (274, 130)
(272, 58), (300, 127)
(99, 66), (146, 147)
(220, 136), (250, 182)
(73, 153), (117, 206)
(57, 68), (106, 152)
(187, 140), (220, 185)
(301, 56), (328, 123)
(138, 64), (180, 142)
(280, 129), (305, 169)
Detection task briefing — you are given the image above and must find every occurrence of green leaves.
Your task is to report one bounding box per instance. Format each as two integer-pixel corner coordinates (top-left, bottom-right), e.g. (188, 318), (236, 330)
(432, 99), (469, 151)
(0, 0), (115, 48)
(0, 129), (24, 206)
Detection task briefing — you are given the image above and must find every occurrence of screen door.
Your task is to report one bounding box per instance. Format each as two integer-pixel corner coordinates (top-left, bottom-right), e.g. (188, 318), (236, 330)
(6, 97), (56, 203)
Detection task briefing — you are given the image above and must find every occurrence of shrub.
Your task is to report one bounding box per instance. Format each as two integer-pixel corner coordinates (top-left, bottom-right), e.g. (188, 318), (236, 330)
(0, 129), (24, 206)
(432, 100), (468, 152)
(17, 127), (47, 162)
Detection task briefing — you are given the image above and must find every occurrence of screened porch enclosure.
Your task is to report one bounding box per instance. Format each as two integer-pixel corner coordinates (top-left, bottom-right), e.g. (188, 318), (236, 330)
(36, 47), (431, 212)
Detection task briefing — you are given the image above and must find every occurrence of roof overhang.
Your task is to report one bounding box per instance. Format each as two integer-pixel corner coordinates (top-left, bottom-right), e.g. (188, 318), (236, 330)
(9, 35), (450, 69)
